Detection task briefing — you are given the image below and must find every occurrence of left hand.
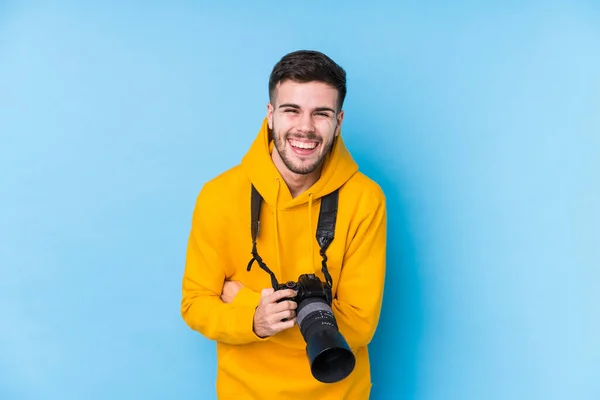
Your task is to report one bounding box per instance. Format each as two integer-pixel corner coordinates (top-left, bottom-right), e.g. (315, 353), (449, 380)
(221, 280), (244, 304)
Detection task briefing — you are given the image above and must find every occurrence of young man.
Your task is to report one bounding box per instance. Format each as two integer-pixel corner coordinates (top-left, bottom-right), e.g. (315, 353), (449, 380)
(181, 50), (387, 399)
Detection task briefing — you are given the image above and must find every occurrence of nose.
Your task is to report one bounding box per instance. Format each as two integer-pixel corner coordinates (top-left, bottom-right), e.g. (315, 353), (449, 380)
(297, 111), (315, 134)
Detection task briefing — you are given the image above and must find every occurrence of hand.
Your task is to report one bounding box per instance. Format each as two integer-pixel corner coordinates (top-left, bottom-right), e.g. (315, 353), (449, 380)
(221, 280), (244, 304)
(253, 288), (298, 338)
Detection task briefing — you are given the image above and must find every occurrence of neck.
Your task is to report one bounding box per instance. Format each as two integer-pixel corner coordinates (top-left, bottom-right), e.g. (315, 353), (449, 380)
(272, 152), (321, 198)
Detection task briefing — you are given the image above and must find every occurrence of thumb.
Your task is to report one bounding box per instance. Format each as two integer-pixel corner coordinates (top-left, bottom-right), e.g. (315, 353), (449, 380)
(261, 288), (275, 297)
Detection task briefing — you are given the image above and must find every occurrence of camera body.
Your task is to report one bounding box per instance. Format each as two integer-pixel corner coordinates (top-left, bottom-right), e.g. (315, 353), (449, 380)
(276, 273), (332, 306)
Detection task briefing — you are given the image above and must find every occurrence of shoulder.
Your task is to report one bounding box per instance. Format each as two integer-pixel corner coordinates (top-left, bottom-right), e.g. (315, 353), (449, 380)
(340, 171), (386, 210)
(197, 164), (247, 200)
(192, 164), (248, 219)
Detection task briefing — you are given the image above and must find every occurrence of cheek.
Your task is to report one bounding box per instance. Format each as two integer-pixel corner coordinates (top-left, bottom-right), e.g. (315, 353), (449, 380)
(317, 118), (336, 131)
(274, 115), (294, 132)
(317, 121), (337, 141)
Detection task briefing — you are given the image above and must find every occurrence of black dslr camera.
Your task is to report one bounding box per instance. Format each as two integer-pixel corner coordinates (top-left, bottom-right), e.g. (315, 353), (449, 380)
(277, 273), (333, 305)
(277, 274), (356, 384)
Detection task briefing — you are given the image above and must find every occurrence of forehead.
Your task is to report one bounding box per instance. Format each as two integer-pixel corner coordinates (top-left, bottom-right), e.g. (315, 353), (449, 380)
(274, 80), (338, 108)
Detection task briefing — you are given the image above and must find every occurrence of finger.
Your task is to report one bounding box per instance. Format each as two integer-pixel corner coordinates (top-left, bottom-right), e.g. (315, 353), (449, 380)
(272, 317), (297, 332)
(266, 289), (297, 303)
(271, 309), (296, 323)
(271, 300), (297, 314)
(260, 288), (275, 298)
(266, 306), (295, 324)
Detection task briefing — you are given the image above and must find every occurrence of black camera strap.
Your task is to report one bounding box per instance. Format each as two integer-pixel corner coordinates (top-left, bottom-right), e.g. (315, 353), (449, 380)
(247, 184), (280, 290)
(246, 184), (339, 291)
(316, 189), (338, 289)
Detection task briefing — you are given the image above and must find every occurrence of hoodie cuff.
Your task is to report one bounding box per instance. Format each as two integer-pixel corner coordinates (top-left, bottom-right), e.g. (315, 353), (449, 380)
(231, 286), (269, 342)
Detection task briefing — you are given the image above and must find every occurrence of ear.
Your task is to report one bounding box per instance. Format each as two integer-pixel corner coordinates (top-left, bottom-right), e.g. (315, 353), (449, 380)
(335, 110), (345, 137)
(266, 102), (274, 129)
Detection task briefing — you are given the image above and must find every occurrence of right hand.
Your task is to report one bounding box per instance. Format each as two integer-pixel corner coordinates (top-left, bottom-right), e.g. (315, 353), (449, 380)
(253, 288), (298, 338)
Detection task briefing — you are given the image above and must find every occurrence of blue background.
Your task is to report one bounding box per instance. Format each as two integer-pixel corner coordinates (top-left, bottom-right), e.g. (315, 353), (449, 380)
(1, 1), (599, 399)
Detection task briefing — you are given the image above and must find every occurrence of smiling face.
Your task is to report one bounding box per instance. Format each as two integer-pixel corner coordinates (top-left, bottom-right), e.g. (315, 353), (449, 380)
(267, 80), (344, 176)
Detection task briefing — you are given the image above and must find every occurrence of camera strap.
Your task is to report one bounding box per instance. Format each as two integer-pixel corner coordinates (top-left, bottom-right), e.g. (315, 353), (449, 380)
(247, 184), (339, 290)
(247, 184), (280, 289)
(316, 189), (338, 289)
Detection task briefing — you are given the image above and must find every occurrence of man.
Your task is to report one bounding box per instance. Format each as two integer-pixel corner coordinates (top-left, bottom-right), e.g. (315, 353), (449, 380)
(181, 50), (387, 399)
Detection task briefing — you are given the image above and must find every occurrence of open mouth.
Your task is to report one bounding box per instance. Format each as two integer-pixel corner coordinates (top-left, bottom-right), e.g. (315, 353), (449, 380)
(288, 138), (320, 156)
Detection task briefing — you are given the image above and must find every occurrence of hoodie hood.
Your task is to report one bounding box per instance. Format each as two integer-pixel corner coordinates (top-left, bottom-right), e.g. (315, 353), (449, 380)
(241, 117), (358, 209)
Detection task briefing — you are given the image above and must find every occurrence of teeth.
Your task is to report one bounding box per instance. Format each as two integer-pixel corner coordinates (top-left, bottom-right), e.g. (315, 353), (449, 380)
(289, 139), (317, 149)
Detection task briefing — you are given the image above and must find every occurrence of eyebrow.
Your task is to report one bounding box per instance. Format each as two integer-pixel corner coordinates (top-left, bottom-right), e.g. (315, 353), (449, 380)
(278, 103), (336, 114)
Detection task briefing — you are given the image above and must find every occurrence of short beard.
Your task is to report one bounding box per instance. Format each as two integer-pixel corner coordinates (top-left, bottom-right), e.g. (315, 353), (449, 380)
(271, 123), (335, 175)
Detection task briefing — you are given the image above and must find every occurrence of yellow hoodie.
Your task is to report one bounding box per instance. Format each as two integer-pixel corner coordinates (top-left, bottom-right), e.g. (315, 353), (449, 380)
(181, 118), (387, 399)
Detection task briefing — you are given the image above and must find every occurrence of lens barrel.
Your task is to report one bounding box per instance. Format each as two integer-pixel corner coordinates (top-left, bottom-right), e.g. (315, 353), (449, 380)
(296, 297), (356, 383)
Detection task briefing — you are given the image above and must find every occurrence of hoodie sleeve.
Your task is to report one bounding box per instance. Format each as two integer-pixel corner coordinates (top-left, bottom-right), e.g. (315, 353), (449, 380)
(332, 196), (387, 350)
(180, 185), (267, 345)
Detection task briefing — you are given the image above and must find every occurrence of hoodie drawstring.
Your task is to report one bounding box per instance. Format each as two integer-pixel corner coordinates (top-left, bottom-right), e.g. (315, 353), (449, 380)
(308, 193), (314, 272)
(274, 178), (282, 276)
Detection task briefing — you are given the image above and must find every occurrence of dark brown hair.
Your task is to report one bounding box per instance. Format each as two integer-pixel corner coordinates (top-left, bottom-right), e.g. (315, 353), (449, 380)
(268, 50), (347, 111)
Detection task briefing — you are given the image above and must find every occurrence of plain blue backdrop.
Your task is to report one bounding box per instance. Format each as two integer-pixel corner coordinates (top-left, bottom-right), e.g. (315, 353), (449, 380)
(1, 1), (599, 399)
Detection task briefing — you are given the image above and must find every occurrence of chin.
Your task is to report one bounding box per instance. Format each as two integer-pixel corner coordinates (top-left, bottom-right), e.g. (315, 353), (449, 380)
(289, 160), (322, 175)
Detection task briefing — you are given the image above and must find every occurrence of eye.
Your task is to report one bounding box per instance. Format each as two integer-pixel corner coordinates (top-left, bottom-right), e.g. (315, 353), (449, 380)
(284, 108), (299, 113)
(315, 112), (331, 117)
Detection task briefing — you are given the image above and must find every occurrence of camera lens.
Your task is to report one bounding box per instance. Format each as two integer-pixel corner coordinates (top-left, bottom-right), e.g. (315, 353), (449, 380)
(296, 297), (356, 383)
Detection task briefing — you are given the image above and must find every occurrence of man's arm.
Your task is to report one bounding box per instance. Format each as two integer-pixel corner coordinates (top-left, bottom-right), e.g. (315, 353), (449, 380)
(180, 185), (266, 345)
(332, 196), (387, 350)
